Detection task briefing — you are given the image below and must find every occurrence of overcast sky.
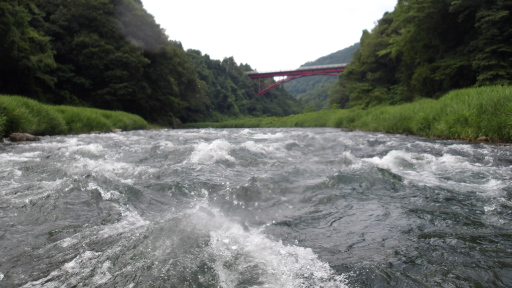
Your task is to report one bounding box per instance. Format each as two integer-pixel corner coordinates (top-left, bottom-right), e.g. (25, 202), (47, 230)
(140, 0), (397, 71)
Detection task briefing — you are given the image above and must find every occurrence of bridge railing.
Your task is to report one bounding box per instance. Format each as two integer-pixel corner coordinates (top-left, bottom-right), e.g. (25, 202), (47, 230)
(246, 63), (347, 77)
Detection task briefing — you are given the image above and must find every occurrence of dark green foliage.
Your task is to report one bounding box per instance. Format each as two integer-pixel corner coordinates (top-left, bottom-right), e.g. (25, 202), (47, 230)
(185, 50), (303, 122)
(331, 0), (512, 108)
(463, 0), (512, 86)
(296, 78), (337, 110)
(331, 12), (403, 108)
(285, 43), (359, 110)
(33, 0), (199, 124)
(0, 0), (301, 125)
(0, 0), (56, 100)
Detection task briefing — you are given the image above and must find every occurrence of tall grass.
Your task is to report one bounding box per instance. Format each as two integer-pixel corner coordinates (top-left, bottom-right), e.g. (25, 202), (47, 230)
(52, 106), (147, 135)
(185, 86), (512, 142)
(0, 95), (148, 137)
(0, 113), (6, 137)
(0, 96), (67, 136)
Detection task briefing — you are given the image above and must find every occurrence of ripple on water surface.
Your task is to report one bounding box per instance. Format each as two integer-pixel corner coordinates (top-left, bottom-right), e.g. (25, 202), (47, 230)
(1, 128), (511, 287)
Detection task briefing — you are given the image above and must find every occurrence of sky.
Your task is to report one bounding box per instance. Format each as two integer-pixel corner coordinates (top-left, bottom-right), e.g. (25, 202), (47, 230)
(140, 0), (397, 72)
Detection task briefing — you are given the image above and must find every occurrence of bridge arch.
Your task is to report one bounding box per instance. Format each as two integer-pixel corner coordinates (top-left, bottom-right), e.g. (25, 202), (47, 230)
(246, 64), (346, 95)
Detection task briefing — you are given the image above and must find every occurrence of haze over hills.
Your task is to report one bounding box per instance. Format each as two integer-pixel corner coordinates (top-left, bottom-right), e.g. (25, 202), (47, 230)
(284, 43), (360, 110)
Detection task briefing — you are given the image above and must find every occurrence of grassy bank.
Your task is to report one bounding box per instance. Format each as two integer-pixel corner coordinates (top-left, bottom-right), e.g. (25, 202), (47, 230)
(185, 86), (512, 142)
(0, 95), (148, 137)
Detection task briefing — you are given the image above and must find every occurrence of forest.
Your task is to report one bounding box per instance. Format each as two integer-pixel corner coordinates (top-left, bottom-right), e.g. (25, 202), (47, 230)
(330, 0), (512, 108)
(2, 0), (511, 127)
(0, 0), (302, 125)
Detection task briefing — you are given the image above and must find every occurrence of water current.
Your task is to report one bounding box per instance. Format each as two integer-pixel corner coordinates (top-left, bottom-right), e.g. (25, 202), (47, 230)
(1, 128), (511, 287)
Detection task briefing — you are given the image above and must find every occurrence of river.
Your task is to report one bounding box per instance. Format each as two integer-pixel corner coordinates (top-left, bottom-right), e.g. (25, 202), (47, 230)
(0, 128), (511, 287)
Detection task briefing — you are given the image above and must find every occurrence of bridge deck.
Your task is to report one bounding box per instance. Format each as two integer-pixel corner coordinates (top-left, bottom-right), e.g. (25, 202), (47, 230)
(246, 63), (347, 78)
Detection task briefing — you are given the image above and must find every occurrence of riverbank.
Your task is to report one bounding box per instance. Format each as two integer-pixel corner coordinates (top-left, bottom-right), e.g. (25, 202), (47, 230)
(185, 85), (512, 142)
(0, 95), (148, 138)
(3, 86), (510, 142)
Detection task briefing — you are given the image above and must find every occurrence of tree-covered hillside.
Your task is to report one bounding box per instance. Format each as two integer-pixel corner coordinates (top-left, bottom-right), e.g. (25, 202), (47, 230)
(330, 0), (512, 108)
(0, 0), (301, 125)
(284, 43), (359, 110)
(185, 51), (303, 122)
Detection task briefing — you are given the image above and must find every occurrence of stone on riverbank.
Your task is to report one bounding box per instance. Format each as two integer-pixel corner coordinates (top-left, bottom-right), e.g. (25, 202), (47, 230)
(172, 117), (183, 129)
(9, 133), (41, 142)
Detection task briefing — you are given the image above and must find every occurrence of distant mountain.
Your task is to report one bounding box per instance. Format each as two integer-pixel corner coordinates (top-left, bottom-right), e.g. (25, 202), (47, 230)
(284, 43), (359, 110)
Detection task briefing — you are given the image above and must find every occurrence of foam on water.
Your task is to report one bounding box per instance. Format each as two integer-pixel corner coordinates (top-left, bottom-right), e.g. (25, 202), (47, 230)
(21, 251), (108, 288)
(190, 139), (236, 163)
(64, 143), (105, 156)
(365, 149), (509, 195)
(1, 178), (65, 206)
(240, 140), (285, 155)
(189, 204), (349, 288)
(67, 154), (156, 183)
(21, 206), (149, 287)
(3, 128), (512, 287)
(337, 151), (362, 168)
(0, 151), (42, 162)
(87, 182), (122, 201)
(250, 132), (285, 140)
(238, 128), (253, 136)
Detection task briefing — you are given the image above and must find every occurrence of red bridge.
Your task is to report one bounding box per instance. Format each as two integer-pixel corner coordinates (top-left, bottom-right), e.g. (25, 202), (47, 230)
(246, 64), (346, 95)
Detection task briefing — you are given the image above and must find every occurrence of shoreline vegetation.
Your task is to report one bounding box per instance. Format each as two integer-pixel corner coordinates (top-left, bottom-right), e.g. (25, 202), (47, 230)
(0, 95), (148, 138)
(185, 86), (512, 143)
(1, 85), (510, 143)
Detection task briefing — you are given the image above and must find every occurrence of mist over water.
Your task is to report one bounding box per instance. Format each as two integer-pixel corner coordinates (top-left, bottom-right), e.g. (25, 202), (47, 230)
(1, 128), (511, 287)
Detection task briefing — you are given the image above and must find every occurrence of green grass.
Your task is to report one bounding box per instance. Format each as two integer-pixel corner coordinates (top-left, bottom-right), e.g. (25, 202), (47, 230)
(52, 106), (147, 135)
(0, 96), (67, 136)
(185, 85), (512, 142)
(3, 86), (509, 141)
(0, 95), (148, 137)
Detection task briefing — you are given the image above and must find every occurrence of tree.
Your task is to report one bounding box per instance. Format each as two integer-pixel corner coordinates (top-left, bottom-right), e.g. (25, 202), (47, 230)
(470, 0), (512, 85)
(331, 0), (511, 109)
(34, 0), (201, 124)
(0, 0), (56, 100)
(186, 49), (302, 121)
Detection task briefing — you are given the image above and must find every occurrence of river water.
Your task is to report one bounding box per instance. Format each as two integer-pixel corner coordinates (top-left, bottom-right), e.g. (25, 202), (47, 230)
(0, 128), (511, 287)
